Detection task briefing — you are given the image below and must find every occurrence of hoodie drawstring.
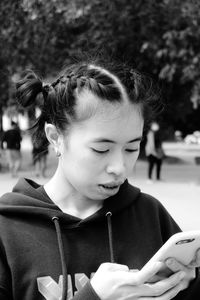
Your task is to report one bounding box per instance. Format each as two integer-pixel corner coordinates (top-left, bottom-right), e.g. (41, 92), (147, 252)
(52, 217), (68, 300)
(106, 211), (115, 263)
(52, 213), (114, 299)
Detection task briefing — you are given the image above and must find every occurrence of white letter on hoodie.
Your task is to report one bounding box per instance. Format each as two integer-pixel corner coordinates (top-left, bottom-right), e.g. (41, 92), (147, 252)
(37, 275), (73, 300)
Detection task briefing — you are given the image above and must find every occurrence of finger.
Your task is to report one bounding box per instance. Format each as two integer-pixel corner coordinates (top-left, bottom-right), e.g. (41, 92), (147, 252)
(127, 261), (164, 285)
(141, 280), (185, 300)
(142, 271), (185, 297)
(129, 269), (139, 273)
(189, 248), (200, 267)
(165, 258), (186, 272)
(166, 258), (196, 281)
(159, 279), (189, 300)
(99, 262), (129, 272)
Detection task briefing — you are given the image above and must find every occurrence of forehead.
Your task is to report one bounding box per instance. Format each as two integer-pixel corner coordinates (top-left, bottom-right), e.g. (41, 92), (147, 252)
(70, 98), (144, 143)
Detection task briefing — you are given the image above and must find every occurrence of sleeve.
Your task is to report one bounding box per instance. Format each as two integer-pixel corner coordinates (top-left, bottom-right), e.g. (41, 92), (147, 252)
(0, 248), (12, 299)
(72, 281), (101, 300)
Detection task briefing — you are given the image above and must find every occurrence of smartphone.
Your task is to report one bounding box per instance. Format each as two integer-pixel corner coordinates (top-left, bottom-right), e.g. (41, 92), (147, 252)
(142, 231), (200, 274)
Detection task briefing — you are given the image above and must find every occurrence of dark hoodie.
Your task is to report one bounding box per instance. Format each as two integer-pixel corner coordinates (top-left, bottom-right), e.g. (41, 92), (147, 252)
(0, 178), (199, 300)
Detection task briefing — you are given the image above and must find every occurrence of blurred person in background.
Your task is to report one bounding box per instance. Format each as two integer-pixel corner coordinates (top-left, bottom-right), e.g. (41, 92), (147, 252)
(32, 135), (49, 177)
(145, 121), (165, 182)
(1, 120), (22, 177)
(0, 131), (4, 171)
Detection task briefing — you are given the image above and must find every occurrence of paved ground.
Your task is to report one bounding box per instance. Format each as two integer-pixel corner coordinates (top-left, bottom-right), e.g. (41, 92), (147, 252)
(0, 136), (200, 231)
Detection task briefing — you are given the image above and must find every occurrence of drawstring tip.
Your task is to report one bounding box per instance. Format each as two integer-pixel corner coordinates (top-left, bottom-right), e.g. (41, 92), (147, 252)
(106, 211), (112, 217)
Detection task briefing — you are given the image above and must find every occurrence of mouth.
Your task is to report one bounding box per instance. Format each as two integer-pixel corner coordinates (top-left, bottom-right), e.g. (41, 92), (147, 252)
(99, 182), (124, 190)
(100, 185), (119, 190)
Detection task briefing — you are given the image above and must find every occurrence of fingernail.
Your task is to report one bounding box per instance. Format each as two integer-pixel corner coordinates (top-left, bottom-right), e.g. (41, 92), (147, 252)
(166, 258), (173, 265)
(178, 272), (185, 279)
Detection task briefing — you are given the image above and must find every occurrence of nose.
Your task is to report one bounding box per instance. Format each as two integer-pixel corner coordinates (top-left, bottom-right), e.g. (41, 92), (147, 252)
(106, 153), (126, 177)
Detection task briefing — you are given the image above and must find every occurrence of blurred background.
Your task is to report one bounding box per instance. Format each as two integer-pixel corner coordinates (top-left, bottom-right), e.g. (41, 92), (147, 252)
(0, 0), (200, 230)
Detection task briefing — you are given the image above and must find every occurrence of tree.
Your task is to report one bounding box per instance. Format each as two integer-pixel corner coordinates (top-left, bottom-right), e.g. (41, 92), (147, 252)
(139, 0), (200, 133)
(1, 0), (200, 134)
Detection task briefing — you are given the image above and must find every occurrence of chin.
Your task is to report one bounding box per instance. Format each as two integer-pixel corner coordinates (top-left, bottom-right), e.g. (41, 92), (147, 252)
(85, 191), (109, 201)
(89, 194), (108, 201)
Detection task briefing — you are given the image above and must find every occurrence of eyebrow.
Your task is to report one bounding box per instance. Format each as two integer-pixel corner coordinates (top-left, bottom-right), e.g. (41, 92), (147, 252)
(92, 137), (142, 144)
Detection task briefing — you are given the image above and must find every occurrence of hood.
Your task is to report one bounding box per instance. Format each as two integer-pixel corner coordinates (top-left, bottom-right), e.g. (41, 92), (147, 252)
(0, 177), (141, 225)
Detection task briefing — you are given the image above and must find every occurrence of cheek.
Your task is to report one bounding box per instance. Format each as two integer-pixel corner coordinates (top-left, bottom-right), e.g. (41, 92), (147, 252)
(126, 152), (140, 171)
(64, 148), (103, 176)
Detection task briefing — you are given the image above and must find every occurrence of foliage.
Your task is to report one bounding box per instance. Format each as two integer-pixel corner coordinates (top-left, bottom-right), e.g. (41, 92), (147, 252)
(1, 0), (200, 133)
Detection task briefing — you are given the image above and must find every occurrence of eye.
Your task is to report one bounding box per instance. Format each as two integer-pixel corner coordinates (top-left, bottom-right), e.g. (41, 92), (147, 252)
(91, 148), (109, 154)
(125, 149), (138, 153)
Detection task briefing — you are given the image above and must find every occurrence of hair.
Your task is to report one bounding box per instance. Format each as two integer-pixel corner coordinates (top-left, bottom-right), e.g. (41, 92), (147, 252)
(15, 59), (163, 147)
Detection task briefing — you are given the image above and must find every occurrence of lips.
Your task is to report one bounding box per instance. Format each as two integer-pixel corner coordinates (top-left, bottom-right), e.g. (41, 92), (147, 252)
(99, 182), (124, 189)
(101, 185), (118, 190)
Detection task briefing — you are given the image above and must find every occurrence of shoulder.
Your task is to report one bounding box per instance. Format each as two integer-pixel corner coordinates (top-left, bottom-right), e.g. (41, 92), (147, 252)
(138, 191), (162, 206)
(137, 190), (181, 232)
(124, 181), (165, 213)
(134, 189), (168, 213)
(118, 182), (181, 243)
(127, 182), (162, 208)
(127, 182), (179, 223)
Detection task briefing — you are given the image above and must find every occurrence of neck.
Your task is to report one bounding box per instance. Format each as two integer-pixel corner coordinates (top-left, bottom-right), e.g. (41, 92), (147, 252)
(44, 167), (103, 219)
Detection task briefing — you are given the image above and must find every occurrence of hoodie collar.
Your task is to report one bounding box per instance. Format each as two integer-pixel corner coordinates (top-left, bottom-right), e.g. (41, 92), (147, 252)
(0, 178), (140, 224)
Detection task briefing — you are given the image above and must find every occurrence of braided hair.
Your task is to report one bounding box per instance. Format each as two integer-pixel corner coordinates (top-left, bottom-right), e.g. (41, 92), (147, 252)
(16, 61), (162, 146)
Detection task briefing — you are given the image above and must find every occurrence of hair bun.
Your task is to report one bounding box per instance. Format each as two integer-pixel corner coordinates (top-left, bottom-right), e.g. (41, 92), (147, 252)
(16, 70), (43, 108)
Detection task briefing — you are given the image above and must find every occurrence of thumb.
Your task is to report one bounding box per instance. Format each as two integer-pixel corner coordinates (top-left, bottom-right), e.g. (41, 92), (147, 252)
(99, 262), (129, 272)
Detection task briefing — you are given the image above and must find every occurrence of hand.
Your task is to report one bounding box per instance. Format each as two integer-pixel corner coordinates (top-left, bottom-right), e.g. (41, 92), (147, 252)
(187, 248), (200, 268)
(90, 262), (187, 300)
(164, 248), (200, 288)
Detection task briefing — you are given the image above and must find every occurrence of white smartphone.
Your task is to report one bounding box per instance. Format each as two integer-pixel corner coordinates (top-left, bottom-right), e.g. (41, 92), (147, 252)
(142, 231), (200, 272)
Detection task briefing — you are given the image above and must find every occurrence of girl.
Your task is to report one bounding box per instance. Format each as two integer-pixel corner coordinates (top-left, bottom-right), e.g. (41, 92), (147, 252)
(0, 61), (199, 300)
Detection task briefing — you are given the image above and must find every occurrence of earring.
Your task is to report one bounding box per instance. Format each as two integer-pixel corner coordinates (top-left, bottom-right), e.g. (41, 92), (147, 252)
(55, 149), (61, 157)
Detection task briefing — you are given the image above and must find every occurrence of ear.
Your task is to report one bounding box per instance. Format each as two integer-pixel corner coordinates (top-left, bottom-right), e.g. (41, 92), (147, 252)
(44, 123), (61, 151)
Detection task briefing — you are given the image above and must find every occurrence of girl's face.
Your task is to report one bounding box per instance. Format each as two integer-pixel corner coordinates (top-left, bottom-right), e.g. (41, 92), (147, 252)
(58, 97), (144, 201)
